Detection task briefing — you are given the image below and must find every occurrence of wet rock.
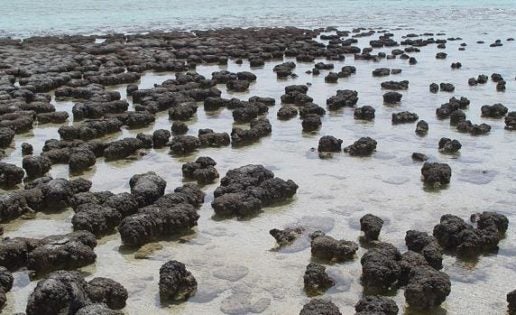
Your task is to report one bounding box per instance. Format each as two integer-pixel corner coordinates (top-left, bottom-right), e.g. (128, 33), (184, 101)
(383, 92), (402, 104)
(231, 118), (271, 146)
(212, 165), (298, 217)
(136, 133), (153, 149)
(344, 137), (377, 156)
(227, 80), (250, 92)
(300, 299), (342, 315)
(27, 231), (97, 274)
(304, 263), (335, 296)
(310, 232), (358, 262)
(37, 111), (69, 124)
(269, 227), (305, 247)
(129, 172), (167, 207)
(168, 102), (198, 121)
(26, 271), (91, 315)
(435, 52), (447, 59)
(399, 251), (430, 285)
(438, 138), (462, 153)
(233, 103), (262, 123)
(127, 84), (138, 95)
(405, 230), (443, 269)
(21, 142), (33, 155)
(22, 155), (51, 178)
(361, 242), (401, 290)
(372, 68), (391, 77)
(170, 135), (201, 154)
(449, 109), (466, 125)
(481, 103), (508, 118)
(86, 277), (128, 309)
(71, 203), (122, 236)
(76, 304), (124, 315)
(440, 83), (455, 92)
(274, 62), (296, 78)
(381, 80), (409, 90)
(182, 156), (219, 184)
(354, 106), (375, 121)
(405, 266), (451, 310)
(153, 129), (171, 148)
(326, 90), (358, 110)
(0, 266), (13, 292)
(159, 260), (197, 302)
(277, 106), (298, 120)
(355, 295), (398, 315)
(0, 162), (24, 187)
(325, 72), (339, 83)
(457, 120), (491, 135)
(433, 212), (507, 256)
(392, 111), (418, 124)
(451, 62), (462, 69)
(360, 214), (384, 241)
(421, 162), (451, 186)
(58, 119), (122, 141)
(0, 127), (15, 148)
(198, 129), (231, 147)
(508, 290), (516, 314)
(171, 121), (188, 134)
(318, 136), (343, 153)
(298, 103), (325, 119)
(429, 83), (439, 93)
(505, 112), (516, 130)
(415, 120), (428, 135)
(104, 137), (144, 160)
(69, 146), (96, 172)
(119, 201), (200, 247)
(412, 152), (429, 162)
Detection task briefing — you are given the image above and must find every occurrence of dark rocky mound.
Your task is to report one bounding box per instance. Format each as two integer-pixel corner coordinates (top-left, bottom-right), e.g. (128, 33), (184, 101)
(360, 214), (384, 241)
(310, 231), (358, 262)
(26, 270), (127, 315)
(304, 263), (335, 296)
(182, 156), (219, 184)
(433, 212), (508, 256)
(211, 165), (298, 217)
(300, 299), (342, 315)
(159, 260), (197, 302)
(344, 137), (377, 156)
(355, 295), (398, 315)
(421, 162), (451, 187)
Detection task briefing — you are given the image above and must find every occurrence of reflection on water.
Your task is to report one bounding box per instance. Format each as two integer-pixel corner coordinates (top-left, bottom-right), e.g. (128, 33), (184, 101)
(1, 27), (515, 314)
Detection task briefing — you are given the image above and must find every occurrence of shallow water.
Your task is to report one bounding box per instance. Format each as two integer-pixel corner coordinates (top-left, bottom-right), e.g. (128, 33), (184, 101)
(1, 27), (516, 315)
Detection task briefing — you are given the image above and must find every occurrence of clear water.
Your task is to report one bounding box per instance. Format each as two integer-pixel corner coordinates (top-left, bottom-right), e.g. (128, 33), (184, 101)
(1, 1), (516, 315)
(0, 0), (515, 37)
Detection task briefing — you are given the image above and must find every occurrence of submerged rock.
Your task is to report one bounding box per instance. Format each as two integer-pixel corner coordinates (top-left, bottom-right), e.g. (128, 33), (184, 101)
(304, 263), (335, 296)
(433, 212), (508, 256)
(361, 242), (401, 290)
(300, 299), (342, 315)
(360, 214), (384, 241)
(318, 136), (343, 152)
(182, 156), (219, 184)
(159, 260), (197, 302)
(212, 165), (298, 217)
(421, 162), (451, 187)
(310, 231), (358, 262)
(404, 266), (451, 310)
(355, 295), (398, 315)
(438, 138), (462, 153)
(269, 227), (305, 247)
(344, 137), (377, 156)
